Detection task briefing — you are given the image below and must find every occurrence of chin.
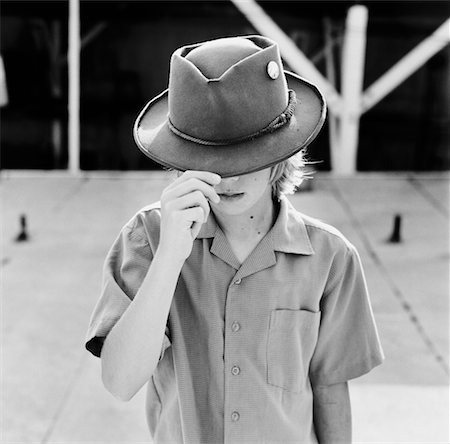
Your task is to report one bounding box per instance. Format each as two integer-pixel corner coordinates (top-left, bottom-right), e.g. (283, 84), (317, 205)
(214, 199), (257, 216)
(214, 204), (246, 216)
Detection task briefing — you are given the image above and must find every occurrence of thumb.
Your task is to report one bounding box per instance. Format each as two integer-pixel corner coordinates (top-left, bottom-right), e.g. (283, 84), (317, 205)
(190, 220), (203, 239)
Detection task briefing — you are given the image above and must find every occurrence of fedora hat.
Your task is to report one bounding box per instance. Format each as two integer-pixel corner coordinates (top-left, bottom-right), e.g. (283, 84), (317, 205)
(134, 35), (326, 177)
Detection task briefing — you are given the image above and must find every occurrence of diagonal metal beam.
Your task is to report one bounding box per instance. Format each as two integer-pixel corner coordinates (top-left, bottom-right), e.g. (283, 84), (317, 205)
(361, 18), (450, 114)
(231, 0), (342, 116)
(60, 22), (108, 65)
(81, 22), (108, 51)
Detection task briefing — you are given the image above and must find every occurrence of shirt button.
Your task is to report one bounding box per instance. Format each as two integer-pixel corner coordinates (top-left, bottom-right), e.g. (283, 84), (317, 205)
(231, 365), (240, 376)
(234, 278), (242, 285)
(231, 321), (241, 332)
(231, 411), (240, 422)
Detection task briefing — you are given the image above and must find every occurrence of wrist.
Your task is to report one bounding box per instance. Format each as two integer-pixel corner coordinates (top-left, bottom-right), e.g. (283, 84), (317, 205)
(154, 243), (186, 269)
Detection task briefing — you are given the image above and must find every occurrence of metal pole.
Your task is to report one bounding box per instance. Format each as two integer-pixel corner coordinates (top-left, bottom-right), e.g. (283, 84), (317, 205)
(68, 0), (80, 174)
(338, 5), (368, 174)
(361, 18), (450, 114)
(323, 17), (340, 163)
(0, 55), (8, 107)
(231, 0), (342, 116)
(51, 20), (63, 168)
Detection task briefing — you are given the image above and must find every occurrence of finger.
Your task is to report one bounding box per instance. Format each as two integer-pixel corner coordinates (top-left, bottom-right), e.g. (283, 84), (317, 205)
(184, 207), (206, 239)
(190, 220), (203, 239)
(165, 178), (220, 204)
(170, 170), (221, 188)
(178, 207), (205, 239)
(182, 206), (205, 226)
(172, 191), (210, 222)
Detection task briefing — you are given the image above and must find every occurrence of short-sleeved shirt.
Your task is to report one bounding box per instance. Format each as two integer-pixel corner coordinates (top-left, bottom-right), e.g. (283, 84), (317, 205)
(85, 195), (384, 444)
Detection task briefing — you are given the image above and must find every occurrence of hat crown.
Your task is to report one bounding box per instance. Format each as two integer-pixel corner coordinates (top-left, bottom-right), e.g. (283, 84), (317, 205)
(185, 38), (261, 79)
(168, 36), (289, 142)
(133, 35), (327, 178)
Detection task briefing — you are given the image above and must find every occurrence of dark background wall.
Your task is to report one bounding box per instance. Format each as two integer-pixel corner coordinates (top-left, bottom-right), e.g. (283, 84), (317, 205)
(1, 0), (448, 171)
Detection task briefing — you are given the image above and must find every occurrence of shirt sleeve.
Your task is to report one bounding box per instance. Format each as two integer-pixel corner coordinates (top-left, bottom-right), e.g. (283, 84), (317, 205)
(85, 213), (171, 358)
(309, 243), (384, 386)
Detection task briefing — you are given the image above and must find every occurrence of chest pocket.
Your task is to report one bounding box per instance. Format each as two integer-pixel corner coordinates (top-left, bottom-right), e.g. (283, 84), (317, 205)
(267, 309), (321, 393)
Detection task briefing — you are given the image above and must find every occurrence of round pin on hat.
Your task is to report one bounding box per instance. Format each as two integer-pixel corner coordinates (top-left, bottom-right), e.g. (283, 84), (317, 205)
(267, 61), (280, 79)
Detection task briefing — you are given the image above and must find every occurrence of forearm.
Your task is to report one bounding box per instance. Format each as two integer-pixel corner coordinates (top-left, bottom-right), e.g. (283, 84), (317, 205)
(101, 247), (183, 401)
(312, 381), (352, 444)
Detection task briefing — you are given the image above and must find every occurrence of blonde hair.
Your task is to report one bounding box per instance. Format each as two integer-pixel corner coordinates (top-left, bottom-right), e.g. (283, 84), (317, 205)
(269, 149), (311, 198)
(171, 149), (312, 196)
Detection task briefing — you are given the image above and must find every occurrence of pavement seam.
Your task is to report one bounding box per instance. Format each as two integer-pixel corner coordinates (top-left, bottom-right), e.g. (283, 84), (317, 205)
(329, 182), (450, 377)
(51, 177), (90, 214)
(40, 352), (88, 444)
(408, 176), (449, 218)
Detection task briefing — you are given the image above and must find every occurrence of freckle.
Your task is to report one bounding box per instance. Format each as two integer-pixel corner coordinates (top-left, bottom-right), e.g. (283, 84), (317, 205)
(257, 231), (261, 235)
(250, 216), (254, 219)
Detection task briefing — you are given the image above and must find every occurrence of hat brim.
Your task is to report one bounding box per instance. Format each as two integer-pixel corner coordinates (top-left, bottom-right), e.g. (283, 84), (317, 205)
(133, 71), (326, 178)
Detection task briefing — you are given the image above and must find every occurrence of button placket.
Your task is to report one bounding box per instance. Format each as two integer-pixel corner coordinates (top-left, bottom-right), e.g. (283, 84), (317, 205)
(224, 274), (245, 439)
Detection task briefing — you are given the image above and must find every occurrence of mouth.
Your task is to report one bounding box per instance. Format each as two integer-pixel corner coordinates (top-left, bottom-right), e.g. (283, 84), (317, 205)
(217, 192), (245, 201)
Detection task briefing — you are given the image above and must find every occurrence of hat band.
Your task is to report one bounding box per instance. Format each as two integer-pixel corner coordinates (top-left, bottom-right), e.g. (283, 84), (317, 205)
(168, 90), (297, 146)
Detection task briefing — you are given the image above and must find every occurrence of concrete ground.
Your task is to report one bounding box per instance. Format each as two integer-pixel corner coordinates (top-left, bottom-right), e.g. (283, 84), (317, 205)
(1, 171), (449, 444)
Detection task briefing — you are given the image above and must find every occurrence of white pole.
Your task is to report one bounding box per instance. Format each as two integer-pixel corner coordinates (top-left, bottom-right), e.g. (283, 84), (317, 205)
(323, 17), (340, 162)
(68, 0), (80, 174)
(0, 55), (8, 107)
(51, 20), (62, 168)
(361, 18), (450, 114)
(337, 5), (368, 174)
(231, 0), (342, 116)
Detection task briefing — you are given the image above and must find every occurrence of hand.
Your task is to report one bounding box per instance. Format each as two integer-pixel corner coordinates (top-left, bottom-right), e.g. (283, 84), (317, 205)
(158, 170), (221, 262)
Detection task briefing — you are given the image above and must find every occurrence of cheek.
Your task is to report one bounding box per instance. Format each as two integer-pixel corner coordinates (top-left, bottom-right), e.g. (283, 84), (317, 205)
(254, 174), (271, 189)
(251, 179), (271, 198)
(250, 170), (271, 184)
(239, 169), (271, 194)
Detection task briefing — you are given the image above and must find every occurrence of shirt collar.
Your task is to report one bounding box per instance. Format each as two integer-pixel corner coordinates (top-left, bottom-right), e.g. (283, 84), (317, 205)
(197, 211), (218, 239)
(271, 195), (315, 255)
(197, 195), (314, 256)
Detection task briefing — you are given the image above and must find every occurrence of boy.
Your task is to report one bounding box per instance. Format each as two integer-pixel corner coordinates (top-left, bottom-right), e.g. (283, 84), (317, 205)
(85, 36), (384, 443)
